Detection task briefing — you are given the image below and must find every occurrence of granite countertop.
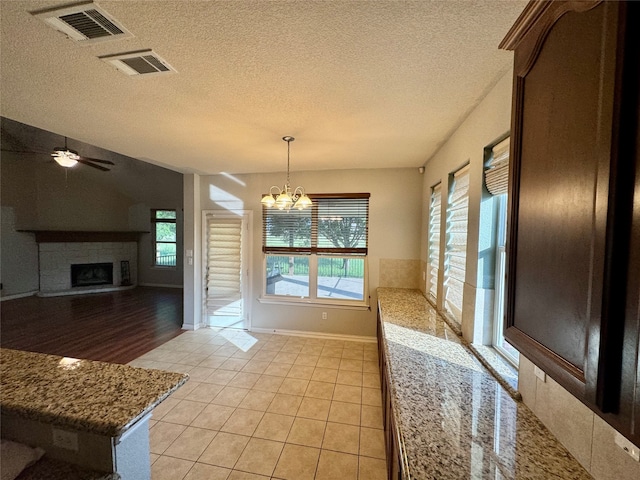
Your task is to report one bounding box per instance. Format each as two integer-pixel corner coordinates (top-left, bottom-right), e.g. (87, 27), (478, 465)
(377, 287), (593, 480)
(0, 348), (188, 437)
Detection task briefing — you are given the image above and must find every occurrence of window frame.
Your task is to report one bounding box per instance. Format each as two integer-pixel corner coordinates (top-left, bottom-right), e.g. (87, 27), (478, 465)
(491, 194), (519, 367)
(151, 209), (177, 268)
(261, 193), (370, 308)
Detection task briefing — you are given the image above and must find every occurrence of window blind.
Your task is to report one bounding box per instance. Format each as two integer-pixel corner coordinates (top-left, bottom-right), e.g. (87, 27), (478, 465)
(484, 137), (510, 195)
(444, 165), (470, 322)
(205, 215), (243, 317)
(428, 183), (442, 300)
(263, 193), (369, 255)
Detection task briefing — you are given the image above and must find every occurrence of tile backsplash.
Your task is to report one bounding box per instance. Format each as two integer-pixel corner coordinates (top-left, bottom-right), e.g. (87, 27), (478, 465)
(378, 259), (420, 289)
(518, 355), (640, 480)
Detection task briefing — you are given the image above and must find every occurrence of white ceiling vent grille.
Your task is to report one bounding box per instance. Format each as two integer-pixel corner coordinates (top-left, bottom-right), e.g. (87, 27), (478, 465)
(99, 50), (177, 77)
(32, 1), (132, 44)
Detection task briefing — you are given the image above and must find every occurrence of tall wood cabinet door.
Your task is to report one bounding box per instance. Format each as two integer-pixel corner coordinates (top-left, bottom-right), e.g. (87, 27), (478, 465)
(606, 0), (640, 445)
(502, 1), (620, 398)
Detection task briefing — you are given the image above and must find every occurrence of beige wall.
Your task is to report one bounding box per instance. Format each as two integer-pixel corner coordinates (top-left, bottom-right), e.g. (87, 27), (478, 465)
(420, 70), (512, 342)
(0, 118), (185, 295)
(186, 167), (423, 337)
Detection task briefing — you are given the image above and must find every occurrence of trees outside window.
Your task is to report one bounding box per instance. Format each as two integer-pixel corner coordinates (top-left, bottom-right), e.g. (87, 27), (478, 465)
(262, 194), (369, 305)
(152, 209), (176, 267)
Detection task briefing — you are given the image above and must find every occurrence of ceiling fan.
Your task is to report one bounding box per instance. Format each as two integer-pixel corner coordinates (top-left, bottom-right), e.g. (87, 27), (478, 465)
(1, 136), (115, 171)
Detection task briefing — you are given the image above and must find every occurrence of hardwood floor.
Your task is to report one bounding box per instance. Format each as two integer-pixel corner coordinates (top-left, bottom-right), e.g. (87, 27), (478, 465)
(0, 287), (184, 364)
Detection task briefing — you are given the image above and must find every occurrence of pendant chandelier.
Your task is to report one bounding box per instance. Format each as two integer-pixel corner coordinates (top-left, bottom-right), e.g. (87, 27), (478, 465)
(261, 136), (312, 211)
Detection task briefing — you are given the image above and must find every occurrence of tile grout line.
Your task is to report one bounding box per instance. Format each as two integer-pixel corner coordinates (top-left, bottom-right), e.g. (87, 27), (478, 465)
(146, 329), (383, 480)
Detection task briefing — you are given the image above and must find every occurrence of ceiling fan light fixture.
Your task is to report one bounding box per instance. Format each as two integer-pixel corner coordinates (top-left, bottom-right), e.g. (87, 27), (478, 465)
(262, 136), (311, 212)
(52, 149), (80, 167)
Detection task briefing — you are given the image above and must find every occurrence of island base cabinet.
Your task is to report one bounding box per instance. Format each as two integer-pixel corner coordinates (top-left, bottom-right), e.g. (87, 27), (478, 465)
(379, 308), (404, 480)
(1, 412), (151, 479)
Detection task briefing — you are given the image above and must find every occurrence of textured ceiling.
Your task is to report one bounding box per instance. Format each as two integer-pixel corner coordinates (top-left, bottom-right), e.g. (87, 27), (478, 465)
(0, 0), (526, 175)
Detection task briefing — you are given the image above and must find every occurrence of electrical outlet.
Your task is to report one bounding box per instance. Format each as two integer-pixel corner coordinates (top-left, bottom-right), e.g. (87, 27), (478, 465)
(615, 432), (640, 461)
(534, 365), (546, 382)
(52, 428), (78, 451)
(322, 312), (327, 320)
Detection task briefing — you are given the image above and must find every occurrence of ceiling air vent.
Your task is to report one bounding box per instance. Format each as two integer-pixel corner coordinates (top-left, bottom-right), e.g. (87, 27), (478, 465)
(32, 1), (132, 44)
(99, 50), (177, 77)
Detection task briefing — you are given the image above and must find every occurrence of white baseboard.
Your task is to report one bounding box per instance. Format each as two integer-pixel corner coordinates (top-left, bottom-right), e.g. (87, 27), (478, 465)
(0, 290), (38, 302)
(250, 327), (376, 343)
(138, 283), (184, 289)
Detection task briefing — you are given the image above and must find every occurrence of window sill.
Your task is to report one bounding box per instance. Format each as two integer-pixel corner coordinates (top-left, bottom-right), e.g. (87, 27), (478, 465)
(467, 343), (521, 401)
(258, 296), (370, 311)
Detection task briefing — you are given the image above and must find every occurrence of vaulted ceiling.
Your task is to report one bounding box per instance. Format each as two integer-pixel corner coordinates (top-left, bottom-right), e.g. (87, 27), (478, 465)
(0, 0), (526, 175)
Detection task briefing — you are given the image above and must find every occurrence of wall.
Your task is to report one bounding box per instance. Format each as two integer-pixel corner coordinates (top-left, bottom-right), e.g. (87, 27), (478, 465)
(0, 118), (184, 296)
(0, 207), (38, 296)
(519, 356), (640, 480)
(182, 167), (423, 337)
(420, 70), (513, 343)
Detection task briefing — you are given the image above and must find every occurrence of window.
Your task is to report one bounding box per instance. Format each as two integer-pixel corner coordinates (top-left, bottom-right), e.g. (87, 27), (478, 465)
(152, 209), (176, 267)
(484, 136), (519, 366)
(262, 194), (369, 306)
(428, 183), (442, 302)
(444, 165), (470, 324)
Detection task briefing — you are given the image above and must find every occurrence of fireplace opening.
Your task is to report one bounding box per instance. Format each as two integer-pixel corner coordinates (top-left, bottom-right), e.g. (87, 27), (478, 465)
(71, 263), (114, 288)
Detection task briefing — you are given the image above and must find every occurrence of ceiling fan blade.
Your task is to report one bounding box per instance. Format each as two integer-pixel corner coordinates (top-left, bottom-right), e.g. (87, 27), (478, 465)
(78, 159), (110, 171)
(79, 156), (115, 165)
(1, 149), (50, 155)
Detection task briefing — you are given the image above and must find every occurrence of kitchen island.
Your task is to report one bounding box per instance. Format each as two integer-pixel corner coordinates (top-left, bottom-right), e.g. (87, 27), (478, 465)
(0, 348), (187, 480)
(377, 288), (592, 479)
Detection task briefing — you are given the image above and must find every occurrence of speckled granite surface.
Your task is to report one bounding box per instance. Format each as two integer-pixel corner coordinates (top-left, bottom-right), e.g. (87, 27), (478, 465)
(377, 288), (593, 480)
(0, 348), (187, 437)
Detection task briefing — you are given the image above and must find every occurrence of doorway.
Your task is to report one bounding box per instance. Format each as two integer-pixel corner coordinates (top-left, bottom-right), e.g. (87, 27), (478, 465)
(203, 210), (252, 329)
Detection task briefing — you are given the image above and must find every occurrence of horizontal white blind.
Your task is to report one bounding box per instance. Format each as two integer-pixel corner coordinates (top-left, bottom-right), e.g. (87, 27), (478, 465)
(485, 137), (510, 195)
(263, 194), (369, 255)
(206, 215), (243, 317)
(314, 196), (369, 253)
(428, 183), (442, 300)
(444, 165), (470, 322)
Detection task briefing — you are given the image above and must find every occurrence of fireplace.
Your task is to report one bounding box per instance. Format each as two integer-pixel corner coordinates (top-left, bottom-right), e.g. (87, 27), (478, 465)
(71, 263), (114, 288)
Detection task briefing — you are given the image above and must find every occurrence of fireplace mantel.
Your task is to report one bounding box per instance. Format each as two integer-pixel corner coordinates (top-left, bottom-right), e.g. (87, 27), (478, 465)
(19, 230), (149, 243)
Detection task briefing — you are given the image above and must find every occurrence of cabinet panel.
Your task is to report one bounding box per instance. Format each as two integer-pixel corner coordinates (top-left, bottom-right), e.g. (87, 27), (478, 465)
(507, 0), (617, 390)
(501, 0), (640, 447)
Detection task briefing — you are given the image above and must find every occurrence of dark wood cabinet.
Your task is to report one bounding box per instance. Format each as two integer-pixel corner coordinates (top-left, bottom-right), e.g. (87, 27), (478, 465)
(377, 309), (404, 480)
(501, 0), (639, 446)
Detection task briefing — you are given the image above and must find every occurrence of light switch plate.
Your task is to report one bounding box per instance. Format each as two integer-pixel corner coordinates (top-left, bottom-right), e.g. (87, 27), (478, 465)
(534, 365), (546, 382)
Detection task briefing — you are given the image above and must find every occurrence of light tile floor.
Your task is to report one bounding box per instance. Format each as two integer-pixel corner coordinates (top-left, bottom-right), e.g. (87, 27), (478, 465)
(129, 328), (387, 480)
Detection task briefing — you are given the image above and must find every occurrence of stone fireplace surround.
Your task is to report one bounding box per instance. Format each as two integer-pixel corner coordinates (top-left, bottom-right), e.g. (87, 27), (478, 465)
(29, 231), (142, 297)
